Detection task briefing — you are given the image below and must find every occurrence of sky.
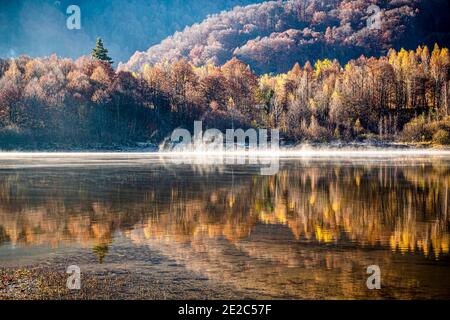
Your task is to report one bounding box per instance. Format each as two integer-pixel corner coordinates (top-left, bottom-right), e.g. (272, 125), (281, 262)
(0, 0), (263, 64)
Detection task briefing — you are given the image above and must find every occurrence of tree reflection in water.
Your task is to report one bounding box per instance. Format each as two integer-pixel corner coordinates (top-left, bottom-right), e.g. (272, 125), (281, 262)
(0, 156), (449, 298)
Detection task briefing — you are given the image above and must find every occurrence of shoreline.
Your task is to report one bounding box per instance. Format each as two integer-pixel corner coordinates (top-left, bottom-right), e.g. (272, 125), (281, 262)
(0, 257), (260, 300)
(0, 243), (260, 300)
(1, 266), (236, 300)
(0, 141), (449, 154)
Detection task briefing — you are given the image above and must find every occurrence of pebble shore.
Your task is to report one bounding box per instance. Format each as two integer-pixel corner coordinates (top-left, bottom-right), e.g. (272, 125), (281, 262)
(0, 266), (257, 300)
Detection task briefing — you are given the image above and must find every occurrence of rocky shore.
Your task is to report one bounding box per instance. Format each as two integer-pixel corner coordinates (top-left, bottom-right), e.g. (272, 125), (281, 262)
(0, 265), (256, 300)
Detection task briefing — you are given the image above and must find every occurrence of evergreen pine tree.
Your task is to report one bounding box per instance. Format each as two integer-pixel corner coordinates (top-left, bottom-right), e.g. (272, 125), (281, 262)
(91, 38), (113, 64)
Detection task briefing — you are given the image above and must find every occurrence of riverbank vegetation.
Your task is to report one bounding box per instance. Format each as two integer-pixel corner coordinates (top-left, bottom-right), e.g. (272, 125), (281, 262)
(0, 43), (449, 149)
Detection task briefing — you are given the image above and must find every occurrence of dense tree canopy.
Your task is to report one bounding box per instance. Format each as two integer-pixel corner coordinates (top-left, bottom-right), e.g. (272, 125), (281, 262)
(122, 0), (450, 74)
(1, 43), (449, 149)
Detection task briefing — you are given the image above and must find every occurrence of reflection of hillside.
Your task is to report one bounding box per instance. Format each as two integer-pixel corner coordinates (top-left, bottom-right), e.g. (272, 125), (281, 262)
(131, 162), (449, 259)
(262, 164), (450, 258)
(0, 166), (255, 249)
(128, 224), (450, 299)
(0, 159), (449, 262)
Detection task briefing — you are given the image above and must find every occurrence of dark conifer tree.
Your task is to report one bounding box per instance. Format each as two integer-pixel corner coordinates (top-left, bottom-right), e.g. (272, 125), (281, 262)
(92, 38), (113, 64)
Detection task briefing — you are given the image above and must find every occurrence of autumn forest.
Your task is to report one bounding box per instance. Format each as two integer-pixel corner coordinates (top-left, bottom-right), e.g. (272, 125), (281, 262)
(0, 43), (450, 149)
(2, 0), (450, 302)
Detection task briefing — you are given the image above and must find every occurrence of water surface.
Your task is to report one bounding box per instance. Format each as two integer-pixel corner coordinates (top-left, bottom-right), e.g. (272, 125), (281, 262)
(0, 153), (449, 299)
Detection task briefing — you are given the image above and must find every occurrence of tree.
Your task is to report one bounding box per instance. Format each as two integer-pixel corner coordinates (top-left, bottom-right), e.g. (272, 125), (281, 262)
(92, 38), (113, 64)
(221, 58), (258, 121)
(1, 42), (450, 149)
(354, 119), (364, 136)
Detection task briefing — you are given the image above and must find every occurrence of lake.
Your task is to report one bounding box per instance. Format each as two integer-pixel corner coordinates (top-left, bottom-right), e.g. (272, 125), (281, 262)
(0, 152), (449, 299)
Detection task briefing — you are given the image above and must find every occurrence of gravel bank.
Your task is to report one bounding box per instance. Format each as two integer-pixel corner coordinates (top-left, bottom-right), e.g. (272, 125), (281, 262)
(0, 266), (256, 300)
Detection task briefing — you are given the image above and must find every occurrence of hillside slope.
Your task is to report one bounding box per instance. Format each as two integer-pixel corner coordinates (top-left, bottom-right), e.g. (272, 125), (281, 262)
(121, 0), (450, 74)
(0, 0), (264, 63)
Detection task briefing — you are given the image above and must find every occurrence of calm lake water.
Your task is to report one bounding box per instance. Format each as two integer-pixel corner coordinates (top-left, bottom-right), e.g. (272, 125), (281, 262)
(0, 153), (449, 299)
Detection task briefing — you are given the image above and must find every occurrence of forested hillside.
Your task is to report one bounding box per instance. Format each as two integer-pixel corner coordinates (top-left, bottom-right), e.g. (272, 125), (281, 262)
(1, 44), (449, 149)
(122, 0), (450, 74)
(0, 0), (264, 63)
